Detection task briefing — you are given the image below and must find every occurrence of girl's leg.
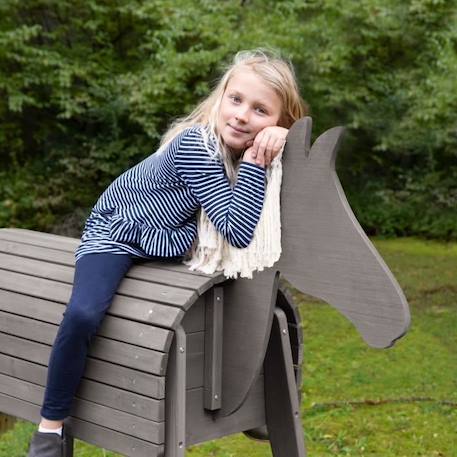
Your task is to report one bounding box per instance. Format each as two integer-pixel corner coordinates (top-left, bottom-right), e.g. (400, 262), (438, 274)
(40, 253), (133, 422)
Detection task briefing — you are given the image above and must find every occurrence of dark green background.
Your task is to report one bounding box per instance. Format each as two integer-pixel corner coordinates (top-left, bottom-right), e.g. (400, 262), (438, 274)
(1, 0), (456, 238)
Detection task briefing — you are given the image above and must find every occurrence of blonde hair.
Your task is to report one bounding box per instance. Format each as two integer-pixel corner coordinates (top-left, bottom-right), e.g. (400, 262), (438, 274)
(160, 49), (307, 181)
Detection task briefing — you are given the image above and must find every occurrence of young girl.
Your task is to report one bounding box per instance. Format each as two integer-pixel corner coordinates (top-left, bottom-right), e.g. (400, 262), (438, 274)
(27, 49), (306, 457)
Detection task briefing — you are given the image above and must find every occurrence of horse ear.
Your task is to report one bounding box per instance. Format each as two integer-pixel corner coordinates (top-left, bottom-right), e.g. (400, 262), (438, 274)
(285, 116), (312, 159)
(309, 126), (345, 170)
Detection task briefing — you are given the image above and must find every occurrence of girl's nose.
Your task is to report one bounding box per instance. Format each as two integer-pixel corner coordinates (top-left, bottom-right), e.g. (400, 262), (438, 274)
(235, 106), (249, 123)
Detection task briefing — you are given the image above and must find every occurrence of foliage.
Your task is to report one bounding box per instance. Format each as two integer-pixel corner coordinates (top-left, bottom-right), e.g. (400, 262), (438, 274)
(1, 238), (456, 455)
(0, 0), (456, 237)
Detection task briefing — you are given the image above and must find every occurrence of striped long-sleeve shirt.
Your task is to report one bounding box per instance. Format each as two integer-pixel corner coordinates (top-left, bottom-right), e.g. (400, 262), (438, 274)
(75, 126), (266, 261)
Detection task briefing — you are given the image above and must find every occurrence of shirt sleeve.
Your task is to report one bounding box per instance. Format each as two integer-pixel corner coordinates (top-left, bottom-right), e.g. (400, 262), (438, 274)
(175, 128), (266, 249)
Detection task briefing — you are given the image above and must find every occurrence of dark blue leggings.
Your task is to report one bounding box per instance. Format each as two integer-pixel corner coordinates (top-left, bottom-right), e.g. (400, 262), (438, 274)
(41, 253), (134, 420)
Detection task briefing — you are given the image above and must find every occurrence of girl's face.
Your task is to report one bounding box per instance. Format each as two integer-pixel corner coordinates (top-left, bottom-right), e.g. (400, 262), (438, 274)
(217, 68), (282, 156)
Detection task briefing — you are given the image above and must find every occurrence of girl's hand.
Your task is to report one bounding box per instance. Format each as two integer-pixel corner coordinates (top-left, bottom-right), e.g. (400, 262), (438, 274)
(242, 146), (265, 168)
(247, 126), (288, 167)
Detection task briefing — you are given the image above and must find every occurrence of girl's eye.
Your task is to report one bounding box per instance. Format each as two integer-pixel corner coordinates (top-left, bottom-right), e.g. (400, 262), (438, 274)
(229, 95), (241, 103)
(255, 106), (267, 115)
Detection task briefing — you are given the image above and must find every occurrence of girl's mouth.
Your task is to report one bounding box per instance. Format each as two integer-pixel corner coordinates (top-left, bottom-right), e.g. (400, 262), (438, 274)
(229, 124), (249, 134)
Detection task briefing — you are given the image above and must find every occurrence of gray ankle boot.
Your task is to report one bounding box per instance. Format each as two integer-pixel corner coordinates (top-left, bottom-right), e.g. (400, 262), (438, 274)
(27, 425), (73, 457)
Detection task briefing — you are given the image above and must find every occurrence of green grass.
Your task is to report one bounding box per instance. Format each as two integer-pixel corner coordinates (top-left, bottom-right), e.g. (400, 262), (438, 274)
(1, 238), (456, 456)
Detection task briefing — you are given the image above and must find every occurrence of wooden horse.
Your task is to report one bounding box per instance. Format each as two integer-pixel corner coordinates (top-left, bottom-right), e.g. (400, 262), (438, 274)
(0, 116), (410, 456)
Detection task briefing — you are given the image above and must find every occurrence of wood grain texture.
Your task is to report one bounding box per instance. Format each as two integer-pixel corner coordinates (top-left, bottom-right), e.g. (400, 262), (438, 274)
(0, 374), (165, 443)
(277, 117), (410, 348)
(203, 287), (223, 411)
(264, 309), (306, 457)
(165, 326), (187, 457)
(0, 393), (163, 457)
(218, 268), (279, 416)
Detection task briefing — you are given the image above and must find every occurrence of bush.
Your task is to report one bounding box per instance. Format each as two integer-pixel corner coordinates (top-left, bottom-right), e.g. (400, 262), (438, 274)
(0, 0), (456, 238)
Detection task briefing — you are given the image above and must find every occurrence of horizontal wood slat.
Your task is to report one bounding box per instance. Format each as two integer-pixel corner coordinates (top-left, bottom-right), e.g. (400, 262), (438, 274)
(0, 288), (183, 330)
(0, 393), (163, 457)
(0, 334), (165, 398)
(0, 229), (80, 251)
(0, 239), (215, 294)
(0, 374), (165, 443)
(0, 228), (223, 287)
(0, 354), (164, 420)
(0, 313), (168, 375)
(0, 259), (197, 309)
(0, 304), (172, 351)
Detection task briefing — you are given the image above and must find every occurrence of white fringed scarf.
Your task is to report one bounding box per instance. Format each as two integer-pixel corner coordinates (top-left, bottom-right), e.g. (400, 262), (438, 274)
(185, 150), (283, 279)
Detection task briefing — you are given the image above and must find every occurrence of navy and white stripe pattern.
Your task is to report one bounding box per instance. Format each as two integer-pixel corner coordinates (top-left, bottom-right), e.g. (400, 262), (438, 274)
(75, 126), (266, 260)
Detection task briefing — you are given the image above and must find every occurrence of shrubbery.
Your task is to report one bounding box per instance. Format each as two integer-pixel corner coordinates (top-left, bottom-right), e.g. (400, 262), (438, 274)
(1, 0), (456, 238)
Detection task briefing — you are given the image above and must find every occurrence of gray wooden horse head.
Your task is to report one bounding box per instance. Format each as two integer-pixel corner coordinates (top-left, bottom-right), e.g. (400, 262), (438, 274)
(219, 117), (411, 416)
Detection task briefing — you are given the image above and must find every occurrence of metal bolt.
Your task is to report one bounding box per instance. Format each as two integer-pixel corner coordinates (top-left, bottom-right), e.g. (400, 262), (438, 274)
(179, 346), (185, 353)
(178, 441), (183, 448)
(294, 411), (299, 417)
(148, 310), (153, 315)
(214, 394), (219, 400)
(216, 296), (221, 301)
(282, 329), (287, 334)
(139, 332), (144, 337)
(132, 379), (136, 385)
(135, 355), (139, 359)
(132, 402), (136, 407)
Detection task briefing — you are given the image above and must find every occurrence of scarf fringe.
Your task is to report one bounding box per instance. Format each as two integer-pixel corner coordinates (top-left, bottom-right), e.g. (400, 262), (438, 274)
(185, 152), (283, 279)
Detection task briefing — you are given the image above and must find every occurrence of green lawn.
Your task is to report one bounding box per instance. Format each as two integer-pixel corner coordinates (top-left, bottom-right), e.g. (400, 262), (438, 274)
(1, 238), (456, 456)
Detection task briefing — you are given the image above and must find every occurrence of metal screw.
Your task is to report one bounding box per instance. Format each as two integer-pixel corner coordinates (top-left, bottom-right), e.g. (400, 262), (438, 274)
(179, 346), (185, 353)
(216, 296), (221, 301)
(214, 394), (219, 400)
(282, 329), (287, 334)
(148, 310), (153, 315)
(178, 441), (183, 448)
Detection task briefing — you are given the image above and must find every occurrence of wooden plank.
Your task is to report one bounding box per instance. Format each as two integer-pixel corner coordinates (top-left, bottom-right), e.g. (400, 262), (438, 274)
(0, 229), (79, 251)
(0, 239), (214, 295)
(0, 268), (199, 311)
(0, 262), (197, 309)
(0, 239), (73, 264)
(0, 331), (204, 396)
(0, 374), (164, 443)
(0, 238), (213, 295)
(264, 309), (306, 457)
(165, 326), (186, 457)
(0, 288), (183, 330)
(0, 334), (165, 398)
(0, 354), (164, 420)
(0, 314), (168, 375)
(218, 268), (279, 416)
(129, 264), (215, 295)
(0, 393), (163, 457)
(185, 374), (266, 446)
(204, 287), (223, 411)
(181, 296), (205, 333)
